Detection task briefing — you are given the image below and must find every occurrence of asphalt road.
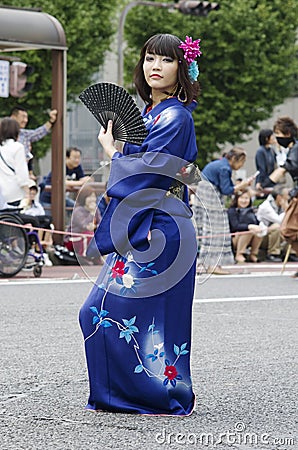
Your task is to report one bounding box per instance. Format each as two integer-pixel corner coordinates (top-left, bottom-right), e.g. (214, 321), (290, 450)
(0, 275), (297, 450)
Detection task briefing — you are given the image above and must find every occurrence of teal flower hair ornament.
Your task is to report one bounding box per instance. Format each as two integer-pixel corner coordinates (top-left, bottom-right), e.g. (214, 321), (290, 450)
(188, 61), (200, 83)
(179, 36), (202, 83)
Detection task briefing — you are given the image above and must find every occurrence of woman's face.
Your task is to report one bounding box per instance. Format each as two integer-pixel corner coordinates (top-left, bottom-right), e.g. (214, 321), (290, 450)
(143, 52), (178, 95)
(267, 134), (277, 146)
(237, 192), (250, 208)
(85, 192), (97, 212)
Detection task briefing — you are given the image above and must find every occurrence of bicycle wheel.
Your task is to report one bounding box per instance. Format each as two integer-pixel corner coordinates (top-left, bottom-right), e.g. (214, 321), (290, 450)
(0, 213), (29, 277)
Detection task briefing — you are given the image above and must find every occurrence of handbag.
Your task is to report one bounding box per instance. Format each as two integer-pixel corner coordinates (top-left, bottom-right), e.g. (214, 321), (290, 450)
(280, 192), (298, 253)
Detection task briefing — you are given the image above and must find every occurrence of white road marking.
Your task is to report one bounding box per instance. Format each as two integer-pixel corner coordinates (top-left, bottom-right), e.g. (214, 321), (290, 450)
(194, 294), (298, 303)
(0, 278), (92, 286)
(195, 271), (297, 279)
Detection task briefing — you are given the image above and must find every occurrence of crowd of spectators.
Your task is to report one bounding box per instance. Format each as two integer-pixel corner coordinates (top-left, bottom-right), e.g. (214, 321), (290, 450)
(1, 106), (297, 270)
(193, 115), (298, 271)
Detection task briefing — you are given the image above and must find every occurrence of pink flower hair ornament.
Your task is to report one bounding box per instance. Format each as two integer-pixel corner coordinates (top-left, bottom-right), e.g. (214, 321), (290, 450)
(179, 36), (202, 83)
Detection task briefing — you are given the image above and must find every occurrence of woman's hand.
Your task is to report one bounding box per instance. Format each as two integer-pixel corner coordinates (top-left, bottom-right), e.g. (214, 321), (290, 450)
(86, 222), (96, 231)
(98, 120), (117, 159)
(234, 178), (250, 192)
(248, 224), (261, 234)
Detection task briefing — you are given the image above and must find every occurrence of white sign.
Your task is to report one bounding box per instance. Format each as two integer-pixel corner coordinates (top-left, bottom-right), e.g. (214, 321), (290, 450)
(0, 60), (10, 98)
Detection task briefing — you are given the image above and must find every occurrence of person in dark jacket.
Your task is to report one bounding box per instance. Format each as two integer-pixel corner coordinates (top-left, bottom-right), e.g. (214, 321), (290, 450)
(228, 189), (264, 263)
(255, 129), (277, 191)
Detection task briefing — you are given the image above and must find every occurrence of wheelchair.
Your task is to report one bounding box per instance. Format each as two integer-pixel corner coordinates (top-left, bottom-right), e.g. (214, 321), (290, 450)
(0, 211), (45, 278)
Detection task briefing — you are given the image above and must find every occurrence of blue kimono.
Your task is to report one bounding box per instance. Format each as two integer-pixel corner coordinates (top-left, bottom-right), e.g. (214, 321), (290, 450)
(79, 97), (198, 415)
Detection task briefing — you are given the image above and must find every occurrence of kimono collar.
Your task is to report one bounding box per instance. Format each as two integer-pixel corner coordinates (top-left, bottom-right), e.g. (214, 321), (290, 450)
(143, 97), (197, 117)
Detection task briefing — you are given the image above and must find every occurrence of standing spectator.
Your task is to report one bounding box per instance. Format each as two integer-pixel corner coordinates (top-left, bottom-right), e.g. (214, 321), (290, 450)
(194, 147), (253, 275)
(255, 129), (277, 192)
(267, 116), (298, 269)
(228, 189), (263, 263)
(40, 147), (91, 215)
(10, 105), (57, 179)
(0, 185), (9, 210)
(0, 117), (29, 206)
(269, 116), (298, 185)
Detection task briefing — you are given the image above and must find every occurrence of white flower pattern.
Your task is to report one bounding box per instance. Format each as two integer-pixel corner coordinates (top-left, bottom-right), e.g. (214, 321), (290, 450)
(122, 273), (134, 288)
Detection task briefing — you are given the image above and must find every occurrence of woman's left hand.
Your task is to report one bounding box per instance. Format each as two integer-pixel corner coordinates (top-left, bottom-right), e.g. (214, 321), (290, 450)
(98, 120), (117, 159)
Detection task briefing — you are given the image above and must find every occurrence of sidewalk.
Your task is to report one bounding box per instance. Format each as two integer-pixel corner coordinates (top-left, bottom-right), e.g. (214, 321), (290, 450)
(2, 261), (298, 281)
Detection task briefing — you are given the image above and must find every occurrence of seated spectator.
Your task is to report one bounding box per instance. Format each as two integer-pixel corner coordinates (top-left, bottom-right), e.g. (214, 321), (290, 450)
(228, 189), (264, 263)
(257, 185), (297, 262)
(40, 146), (91, 216)
(10, 105), (57, 179)
(64, 186), (103, 265)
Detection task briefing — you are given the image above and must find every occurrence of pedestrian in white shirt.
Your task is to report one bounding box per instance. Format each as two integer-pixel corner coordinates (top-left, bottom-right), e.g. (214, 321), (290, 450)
(0, 117), (30, 206)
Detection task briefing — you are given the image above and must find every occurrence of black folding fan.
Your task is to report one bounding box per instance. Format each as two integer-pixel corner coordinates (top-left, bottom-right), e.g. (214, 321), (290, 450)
(79, 83), (148, 145)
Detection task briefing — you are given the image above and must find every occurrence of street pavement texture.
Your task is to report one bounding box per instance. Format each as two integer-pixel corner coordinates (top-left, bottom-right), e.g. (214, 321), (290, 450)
(0, 275), (297, 450)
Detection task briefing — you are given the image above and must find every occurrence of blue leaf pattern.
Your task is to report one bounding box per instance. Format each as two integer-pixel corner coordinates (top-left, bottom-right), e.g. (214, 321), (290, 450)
(134, 365), (144, 373)
(90, 306), (99, 315)
(87, 255), (190, 389)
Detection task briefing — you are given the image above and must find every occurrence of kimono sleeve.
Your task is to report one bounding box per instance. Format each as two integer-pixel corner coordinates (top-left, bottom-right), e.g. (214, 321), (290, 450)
(107, 107), (196, 200)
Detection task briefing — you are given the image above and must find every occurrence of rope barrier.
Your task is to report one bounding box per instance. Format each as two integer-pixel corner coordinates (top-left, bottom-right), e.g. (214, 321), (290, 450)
(0, 218), (257, 240)
(0, 218), (88, 238)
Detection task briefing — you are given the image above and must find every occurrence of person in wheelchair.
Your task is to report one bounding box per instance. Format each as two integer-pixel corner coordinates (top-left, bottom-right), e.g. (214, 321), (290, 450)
(20, 181), (53, 241)
(19, 180), (54, 266)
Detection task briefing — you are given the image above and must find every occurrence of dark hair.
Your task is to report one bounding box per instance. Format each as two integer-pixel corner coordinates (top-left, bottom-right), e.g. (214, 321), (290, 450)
(0, 117), (20, 144)
(271, 185), (288, 199)
(225, 146), (246, 162)
(66, 147), (82, 158)
(10, 105), (27, 116)
(273, 116), (298, 138)
(133, 33), (200, 105)
(76, 186), (96, 207)
(230, 188), (252, 208)
(258, 129), (274, 146)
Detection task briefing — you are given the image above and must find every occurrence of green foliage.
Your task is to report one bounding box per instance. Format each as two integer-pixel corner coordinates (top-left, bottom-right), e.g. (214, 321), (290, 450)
(0, 0), (119, 159)
(124, 0), (298, 167)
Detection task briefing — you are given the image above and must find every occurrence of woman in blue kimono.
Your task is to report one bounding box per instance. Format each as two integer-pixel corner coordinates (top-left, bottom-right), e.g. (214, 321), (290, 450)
(79, 33), (201, 415)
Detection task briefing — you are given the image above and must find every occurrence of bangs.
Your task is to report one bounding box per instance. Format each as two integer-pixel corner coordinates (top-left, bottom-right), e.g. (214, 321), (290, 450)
(145, 34), (182, 60)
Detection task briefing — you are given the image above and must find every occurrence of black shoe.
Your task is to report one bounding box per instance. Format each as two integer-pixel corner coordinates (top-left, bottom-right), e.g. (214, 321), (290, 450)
(266, 254), (282, 263)
(288, 254), (298, 262)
